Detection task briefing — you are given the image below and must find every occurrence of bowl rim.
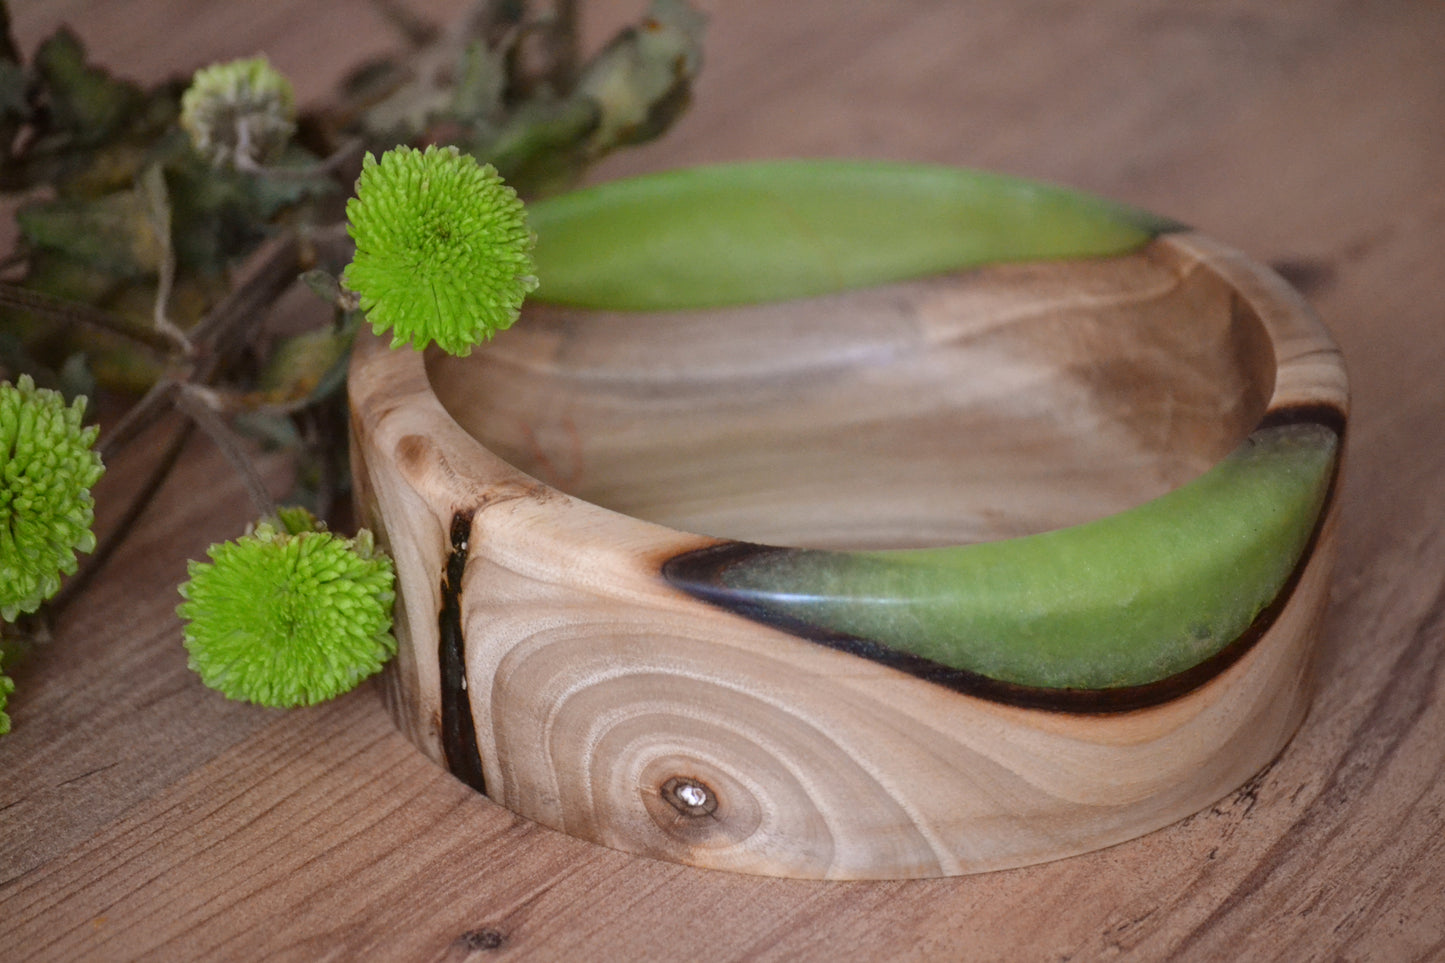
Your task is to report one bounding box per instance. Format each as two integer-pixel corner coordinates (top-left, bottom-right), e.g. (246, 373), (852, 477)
(349, 229), (1348, 707)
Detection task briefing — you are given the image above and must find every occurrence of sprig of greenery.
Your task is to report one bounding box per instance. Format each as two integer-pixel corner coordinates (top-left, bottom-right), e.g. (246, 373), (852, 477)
(0, 0), (705, 731)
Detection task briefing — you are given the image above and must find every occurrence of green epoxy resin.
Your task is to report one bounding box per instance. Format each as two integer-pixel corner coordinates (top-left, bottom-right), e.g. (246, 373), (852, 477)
(719, 424), (1337, 689)
(527, 160), (1179, 310)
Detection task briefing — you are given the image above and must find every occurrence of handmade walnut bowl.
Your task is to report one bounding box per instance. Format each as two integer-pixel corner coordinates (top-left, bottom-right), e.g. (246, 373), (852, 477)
(347, 162), (1348, 879)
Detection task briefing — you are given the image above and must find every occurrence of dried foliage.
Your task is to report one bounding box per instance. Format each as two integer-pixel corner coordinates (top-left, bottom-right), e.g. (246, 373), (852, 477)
(0, 0), (704, 725)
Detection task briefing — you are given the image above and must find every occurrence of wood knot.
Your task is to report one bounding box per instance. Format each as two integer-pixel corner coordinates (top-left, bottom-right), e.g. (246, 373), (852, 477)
(455, 927), (506, 951)
(660, 776), (717, 817)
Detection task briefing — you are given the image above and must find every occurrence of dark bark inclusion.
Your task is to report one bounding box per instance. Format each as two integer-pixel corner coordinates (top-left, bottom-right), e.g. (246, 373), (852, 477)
(664, 406), (1345, 715)
(439, 509), (488, 792)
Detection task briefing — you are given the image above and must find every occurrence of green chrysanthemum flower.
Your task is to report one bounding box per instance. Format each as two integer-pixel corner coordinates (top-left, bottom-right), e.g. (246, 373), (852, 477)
(180, 56), (296, 168)
(177, 508), (397, 708)
(1, 376), (105, 623)
(0, 668), (14, 735)
(343, 145), (538, 356)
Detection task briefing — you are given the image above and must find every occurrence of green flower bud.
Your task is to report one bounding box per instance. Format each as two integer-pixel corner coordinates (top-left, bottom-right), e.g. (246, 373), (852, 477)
(0, 375), (105, 622)
(177, 508), (397, 708)
(342, 145), (538, 356)
(180, 56), (296, 168)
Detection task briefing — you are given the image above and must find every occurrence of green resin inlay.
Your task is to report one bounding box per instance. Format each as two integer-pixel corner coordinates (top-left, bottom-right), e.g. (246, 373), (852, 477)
(710, 423), (1337, 690)
(527, 160), (1179, 311)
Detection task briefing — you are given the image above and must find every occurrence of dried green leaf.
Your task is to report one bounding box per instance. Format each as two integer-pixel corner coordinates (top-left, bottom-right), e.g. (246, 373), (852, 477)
(300, 269), (344, 307)
(574, 0), (705, 153)
(360, 80), (452, 143)
(32, 28), (140, 147)
(0, 252), (188, 394)
(17, 185), (164, 278)
(254, 324), (354, 408)
(0, 57), (24, 117)
(164, 143), (334, 276)
(451, 40), (508, 124)
(485, 96), (599, 196)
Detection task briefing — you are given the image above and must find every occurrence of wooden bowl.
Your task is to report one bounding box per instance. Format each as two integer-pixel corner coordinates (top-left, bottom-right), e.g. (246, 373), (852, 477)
(347, 169), (1347, 879)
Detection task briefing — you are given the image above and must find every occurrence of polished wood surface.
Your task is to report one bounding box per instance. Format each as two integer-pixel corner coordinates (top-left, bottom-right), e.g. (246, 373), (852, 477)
(352, 230), (1344, 879)
(4, 0), (1443, 956)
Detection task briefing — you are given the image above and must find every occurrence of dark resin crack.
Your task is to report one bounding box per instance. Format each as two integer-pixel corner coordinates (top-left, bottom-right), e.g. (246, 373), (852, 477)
(439, 509), (487, 792)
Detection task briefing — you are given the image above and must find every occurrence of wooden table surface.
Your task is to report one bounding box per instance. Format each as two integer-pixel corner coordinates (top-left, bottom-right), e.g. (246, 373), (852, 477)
(4, 1), (1444, 959)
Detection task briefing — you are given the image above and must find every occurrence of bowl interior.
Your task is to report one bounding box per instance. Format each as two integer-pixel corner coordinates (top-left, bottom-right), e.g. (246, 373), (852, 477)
(427, 242), (1274, 549)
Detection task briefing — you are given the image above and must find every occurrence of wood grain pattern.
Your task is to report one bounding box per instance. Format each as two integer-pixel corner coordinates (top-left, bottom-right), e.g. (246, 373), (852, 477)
(4, 0), (1444, 956)
(430, 234), (1316, 547)
(349, 229), (1345, 878)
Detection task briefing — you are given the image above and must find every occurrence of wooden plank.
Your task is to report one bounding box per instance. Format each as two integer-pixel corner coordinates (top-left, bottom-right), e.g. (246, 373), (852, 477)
(3, 0), (1444, 957)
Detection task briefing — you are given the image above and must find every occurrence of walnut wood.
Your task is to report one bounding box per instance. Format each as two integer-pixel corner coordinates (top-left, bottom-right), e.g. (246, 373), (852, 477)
(348, 229), (1345, 878)
(428, 233), (1337, 548)
(4, 0), (1443, 955)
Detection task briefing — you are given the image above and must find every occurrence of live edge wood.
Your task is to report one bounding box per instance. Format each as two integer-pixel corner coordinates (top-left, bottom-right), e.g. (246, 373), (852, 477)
(347, 231), (1347, 879)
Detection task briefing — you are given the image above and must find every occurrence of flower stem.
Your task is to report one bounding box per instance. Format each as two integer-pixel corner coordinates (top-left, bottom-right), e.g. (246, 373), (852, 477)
(99, 379), (179, 461)
(139, 163), (194, 357)
(235, 137), (364, 182)
(0, 283), (177, 356)
(548, 0), (580, 89)
(188, 234), (304, 364)
(175, 386), (278, 519)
